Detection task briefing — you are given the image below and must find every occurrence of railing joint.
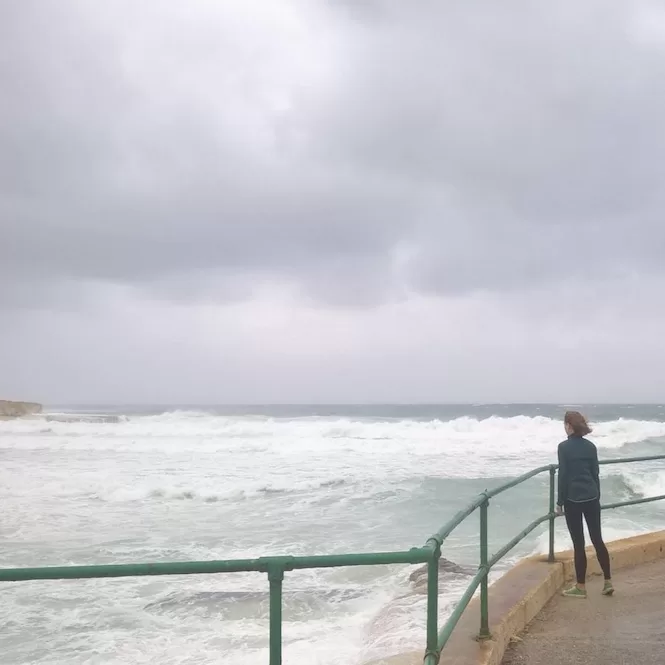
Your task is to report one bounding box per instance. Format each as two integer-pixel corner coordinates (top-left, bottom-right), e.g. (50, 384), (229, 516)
(477, 562), (490, 575)
(423, 647), (441, 664)
(425, 535), (443, 552)
(425, 537), (442, 560)
(257, 556), (295, 576)
(267, 566), (284, 582)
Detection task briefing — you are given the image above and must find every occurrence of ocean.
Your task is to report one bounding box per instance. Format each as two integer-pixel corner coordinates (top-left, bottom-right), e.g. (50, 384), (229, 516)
(2, 404), (665, 664)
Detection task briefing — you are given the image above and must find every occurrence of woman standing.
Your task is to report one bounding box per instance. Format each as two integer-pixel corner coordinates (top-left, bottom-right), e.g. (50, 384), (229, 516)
(556, 411), (614, 598)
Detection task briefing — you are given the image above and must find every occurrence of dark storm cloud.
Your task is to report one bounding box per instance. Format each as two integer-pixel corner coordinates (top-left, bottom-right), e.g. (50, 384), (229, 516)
(2, 0), (665, 309)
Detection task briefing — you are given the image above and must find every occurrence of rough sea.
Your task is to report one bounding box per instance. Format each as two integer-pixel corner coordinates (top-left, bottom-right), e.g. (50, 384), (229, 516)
(2, 404), (665, 664)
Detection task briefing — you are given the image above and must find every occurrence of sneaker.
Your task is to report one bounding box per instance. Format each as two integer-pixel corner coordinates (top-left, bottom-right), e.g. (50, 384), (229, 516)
(602, 581), (614, 596)
(562, 585), (587, 599)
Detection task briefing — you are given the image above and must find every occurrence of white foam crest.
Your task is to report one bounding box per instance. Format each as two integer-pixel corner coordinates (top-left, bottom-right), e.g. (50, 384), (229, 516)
(591, 419), (665, 449)
(95, 477), (349, 504)
(3, 412), (665, 448)
(3, 415), (665, 488)
(621, 467), (665, 499)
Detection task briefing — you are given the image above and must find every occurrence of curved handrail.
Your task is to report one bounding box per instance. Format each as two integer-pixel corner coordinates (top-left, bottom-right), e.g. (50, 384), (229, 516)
(429, 464), (553, 546)
(423, 453), (665, 664)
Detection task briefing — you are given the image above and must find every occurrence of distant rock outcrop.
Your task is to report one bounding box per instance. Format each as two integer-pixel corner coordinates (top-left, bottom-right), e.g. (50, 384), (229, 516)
(0, 400), (43, 418)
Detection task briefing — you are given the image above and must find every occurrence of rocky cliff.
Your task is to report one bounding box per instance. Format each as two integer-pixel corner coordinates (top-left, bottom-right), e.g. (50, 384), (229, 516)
(0, 400), (43, 418)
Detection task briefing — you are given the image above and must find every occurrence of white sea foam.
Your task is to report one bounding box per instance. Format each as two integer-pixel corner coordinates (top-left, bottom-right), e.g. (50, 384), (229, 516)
(1, 411), (665, 664)
(620, 466), (665, 499)
(2, 411), (664, 485)
(6, 412), (665, 447)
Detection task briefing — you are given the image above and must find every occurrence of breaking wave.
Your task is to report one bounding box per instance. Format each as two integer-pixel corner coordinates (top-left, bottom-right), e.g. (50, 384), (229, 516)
(4, 412), (665, 448)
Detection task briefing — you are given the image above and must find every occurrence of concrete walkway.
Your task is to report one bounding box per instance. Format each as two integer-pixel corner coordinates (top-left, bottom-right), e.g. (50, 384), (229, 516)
(502, 558), (665, 665)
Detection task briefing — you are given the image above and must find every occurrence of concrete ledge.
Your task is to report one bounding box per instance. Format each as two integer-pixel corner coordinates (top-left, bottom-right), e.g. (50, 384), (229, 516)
(366, 530), (665, 665)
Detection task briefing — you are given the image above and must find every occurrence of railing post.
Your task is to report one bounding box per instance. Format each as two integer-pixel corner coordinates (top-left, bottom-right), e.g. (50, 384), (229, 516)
(268, 564), (284, 665)
(479, 496), (491, 640)
(426, 538), (441, 662)
(548, 466), (556, 563)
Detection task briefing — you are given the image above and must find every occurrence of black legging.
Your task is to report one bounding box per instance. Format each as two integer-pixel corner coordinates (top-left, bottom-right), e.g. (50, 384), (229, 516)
(564, 498), (611, 584)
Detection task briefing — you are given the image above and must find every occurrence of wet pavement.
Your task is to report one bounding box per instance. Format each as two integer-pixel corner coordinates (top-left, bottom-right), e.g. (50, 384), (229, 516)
(502, 558), (665, 665)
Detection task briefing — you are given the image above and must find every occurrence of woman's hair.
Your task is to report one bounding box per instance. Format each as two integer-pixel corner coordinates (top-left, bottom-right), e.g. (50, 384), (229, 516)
(564, 410), (592, 437)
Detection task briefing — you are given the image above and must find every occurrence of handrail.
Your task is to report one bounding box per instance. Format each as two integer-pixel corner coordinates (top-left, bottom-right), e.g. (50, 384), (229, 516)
(429, 464), (553, 546)
(0, 549), (433, 582)
(422, 454), (665, 664)
(1, 454), (665, 664)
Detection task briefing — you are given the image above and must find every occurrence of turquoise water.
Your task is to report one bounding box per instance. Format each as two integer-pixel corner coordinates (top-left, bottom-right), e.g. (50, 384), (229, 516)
(1, 404), (664, 663)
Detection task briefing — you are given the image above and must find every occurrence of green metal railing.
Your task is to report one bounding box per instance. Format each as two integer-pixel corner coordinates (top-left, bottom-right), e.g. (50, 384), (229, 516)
(1, 454), (665, 664)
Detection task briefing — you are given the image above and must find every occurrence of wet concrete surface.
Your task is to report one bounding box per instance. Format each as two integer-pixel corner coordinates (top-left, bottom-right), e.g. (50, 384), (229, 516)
(502, 558), (665, 665)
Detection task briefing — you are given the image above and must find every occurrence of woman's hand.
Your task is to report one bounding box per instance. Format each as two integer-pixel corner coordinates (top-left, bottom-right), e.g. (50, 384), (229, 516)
(556, 505), (564, 516)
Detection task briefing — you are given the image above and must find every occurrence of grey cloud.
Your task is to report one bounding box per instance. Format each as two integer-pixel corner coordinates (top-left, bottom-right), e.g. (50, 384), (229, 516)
(3, 0), (665, 311)
(4, 275), (665, 404)
(2, 1), (417, 308)
(307, 0), (665, 292)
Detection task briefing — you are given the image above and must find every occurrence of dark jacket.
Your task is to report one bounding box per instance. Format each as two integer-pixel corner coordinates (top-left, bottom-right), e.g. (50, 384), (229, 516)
(557, 435), (600, 506)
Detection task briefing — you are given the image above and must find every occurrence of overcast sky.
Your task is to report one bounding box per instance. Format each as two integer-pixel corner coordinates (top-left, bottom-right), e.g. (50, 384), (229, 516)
(2, 0), (665, 404)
